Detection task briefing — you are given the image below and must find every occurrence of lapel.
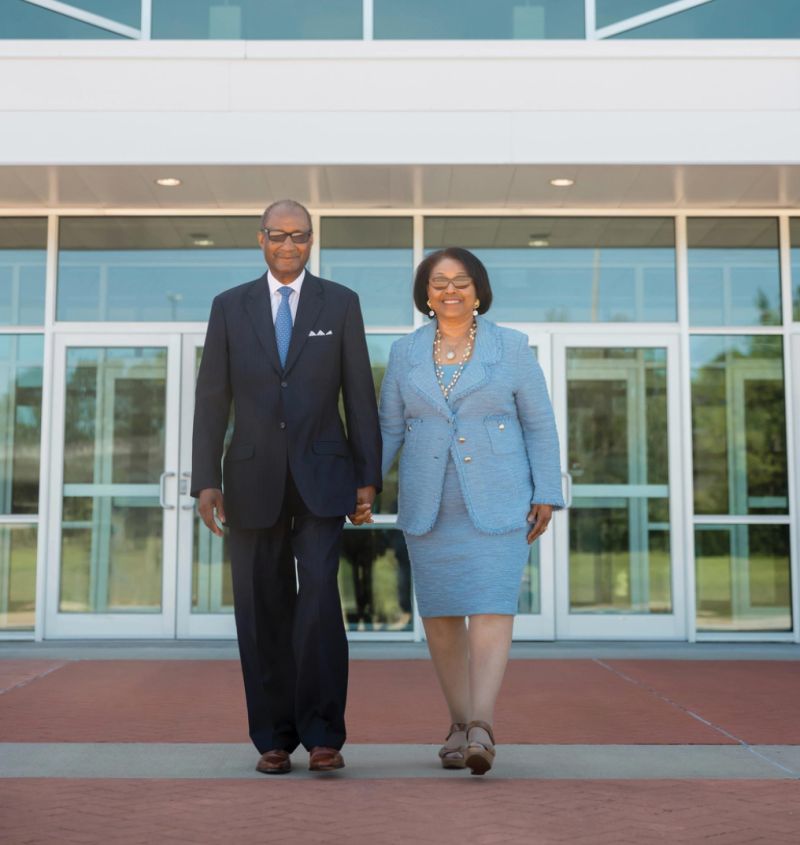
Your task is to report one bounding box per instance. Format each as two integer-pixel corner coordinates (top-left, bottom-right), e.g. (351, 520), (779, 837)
(283, 272), (324, 376)
(245, 273), (282, 375)
(407, 320), (452, 419)
(447, 315), (500, 404)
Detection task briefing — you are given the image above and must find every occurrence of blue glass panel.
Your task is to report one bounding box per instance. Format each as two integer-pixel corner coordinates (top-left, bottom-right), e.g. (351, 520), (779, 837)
(375, 0), (583, 39)
(791, 218), (800, 322)
(320, 218), (414, 327)
(57, 1), (140, 28)
(57, 217), (264, 322)
(153, 0), (361, 39)
(613, 0), (800, 38)
(425, 217), (676, 323)
(688, 218), (781, 327)
(0, 0), (125, 37)
(597, 1), (672, 29)
(0, 219), (47, 326)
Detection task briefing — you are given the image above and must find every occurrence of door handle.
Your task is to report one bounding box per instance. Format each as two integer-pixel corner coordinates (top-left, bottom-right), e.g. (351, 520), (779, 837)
(180, 471), (195, 510)
(561, 471), (573, 508)
(159, 471), (176, 510)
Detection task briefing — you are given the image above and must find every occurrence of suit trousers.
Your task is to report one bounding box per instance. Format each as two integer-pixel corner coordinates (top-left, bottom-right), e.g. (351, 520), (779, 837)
(228, 470), (347, 754)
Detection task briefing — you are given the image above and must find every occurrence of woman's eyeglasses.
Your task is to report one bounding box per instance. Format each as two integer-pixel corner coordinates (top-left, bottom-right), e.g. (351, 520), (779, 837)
(429, 274), (473, 290)
(261, 228), (313, 244)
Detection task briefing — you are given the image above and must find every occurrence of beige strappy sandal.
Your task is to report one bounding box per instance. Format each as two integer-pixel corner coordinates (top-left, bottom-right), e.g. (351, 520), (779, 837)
(465, 720), (496, 775)
(438, 722), (468, 769)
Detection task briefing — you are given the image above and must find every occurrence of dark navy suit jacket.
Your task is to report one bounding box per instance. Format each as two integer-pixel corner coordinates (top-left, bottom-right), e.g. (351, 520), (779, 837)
(191, 271), (382, 528)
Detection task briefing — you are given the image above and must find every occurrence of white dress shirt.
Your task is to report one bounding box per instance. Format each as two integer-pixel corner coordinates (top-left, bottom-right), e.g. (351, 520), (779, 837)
(267, 269), (305, 324)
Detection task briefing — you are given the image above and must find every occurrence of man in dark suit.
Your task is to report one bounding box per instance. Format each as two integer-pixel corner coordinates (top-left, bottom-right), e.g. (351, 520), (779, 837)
(191, 199), (381, 774)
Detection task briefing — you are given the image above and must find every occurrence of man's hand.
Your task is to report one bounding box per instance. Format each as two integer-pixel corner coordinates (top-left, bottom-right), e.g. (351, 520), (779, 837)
(198, 488), (226, 536)
(348, 485), (376, 526)
(526, 503), (553, 544)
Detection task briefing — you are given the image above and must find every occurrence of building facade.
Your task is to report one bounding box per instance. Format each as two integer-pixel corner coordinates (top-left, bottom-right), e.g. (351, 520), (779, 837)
(0, 0), (798, 642)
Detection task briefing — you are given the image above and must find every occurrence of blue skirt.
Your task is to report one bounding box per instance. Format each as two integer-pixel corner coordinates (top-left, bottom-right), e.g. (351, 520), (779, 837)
(404, 457), (530, 617)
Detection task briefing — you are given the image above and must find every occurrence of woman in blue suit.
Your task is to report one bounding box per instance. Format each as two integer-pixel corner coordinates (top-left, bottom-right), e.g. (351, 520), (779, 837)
(378, 247), (564, 775)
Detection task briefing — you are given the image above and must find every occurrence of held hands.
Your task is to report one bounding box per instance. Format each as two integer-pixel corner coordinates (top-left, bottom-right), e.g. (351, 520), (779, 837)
(526, 503), (553, 544)
(198, 488), (226, 537)
(348, 485), (376, 526)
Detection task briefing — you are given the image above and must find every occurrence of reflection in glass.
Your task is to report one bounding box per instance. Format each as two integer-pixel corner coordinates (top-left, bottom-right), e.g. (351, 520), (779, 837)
(339, 527), (412, 631)
(153, 0), (361, 38)
(0, 0), (125, 37)
(597, 1), (672, 28)
(517, 542), (541, 615)
(791, 218), (800, 322)
(0, 524), (37, 630)
(691, 336), (787, 516)
(52, 1), (140, 27)
(567, 348), (672, 614)
(321, 218), (414, 326)
(375, 0), (583, 39)
(425, 217), (676, 322)
(57, 217), (264, 321)
(0, 218), (47, 325)
(0, 335), (44, 515)
(696, 524), (792, 631)
(613, 0), (800, 38)
(59, 348), (166, 613)
(688, 218), (781, 326)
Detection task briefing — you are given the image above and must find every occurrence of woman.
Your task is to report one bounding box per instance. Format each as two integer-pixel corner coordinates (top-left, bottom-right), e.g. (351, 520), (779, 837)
(378, 247), (564, 775)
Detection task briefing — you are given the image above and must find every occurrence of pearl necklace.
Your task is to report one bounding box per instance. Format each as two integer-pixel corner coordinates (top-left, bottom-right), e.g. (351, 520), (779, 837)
(434, 321), (477, 400)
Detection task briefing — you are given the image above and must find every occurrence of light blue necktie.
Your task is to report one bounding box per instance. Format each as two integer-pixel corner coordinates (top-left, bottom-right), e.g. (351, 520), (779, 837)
(275, 286), (293, 368)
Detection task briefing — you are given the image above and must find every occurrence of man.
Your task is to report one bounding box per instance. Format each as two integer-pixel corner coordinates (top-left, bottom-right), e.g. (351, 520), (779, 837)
(191, 200), (381, 774)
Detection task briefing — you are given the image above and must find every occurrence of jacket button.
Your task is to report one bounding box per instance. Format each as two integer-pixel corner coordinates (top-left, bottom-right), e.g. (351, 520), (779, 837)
(458, 436), (466, 443)
(498, 423), (505, 430)
(407, 424), (413, 431)
(279, 422), (286, 430)
(281, 381), (288, 388)
(464, 456), (472, 463)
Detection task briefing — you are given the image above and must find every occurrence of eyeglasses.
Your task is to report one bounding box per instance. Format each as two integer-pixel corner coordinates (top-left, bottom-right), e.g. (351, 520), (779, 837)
(261, 228), (313, 244)
(429, 274), (473, 290)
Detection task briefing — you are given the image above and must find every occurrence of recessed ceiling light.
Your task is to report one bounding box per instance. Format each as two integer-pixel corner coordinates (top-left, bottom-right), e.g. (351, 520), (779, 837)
(528, 238), (549, 248)
(155, 177), (182, 187)
(549, 178), (575, 187)
(192, 235), (214, 247)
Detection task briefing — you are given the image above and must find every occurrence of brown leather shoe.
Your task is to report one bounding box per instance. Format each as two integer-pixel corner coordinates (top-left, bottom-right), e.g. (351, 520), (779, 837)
(309, 746), (345, 772)
(256, 749), (291, 774)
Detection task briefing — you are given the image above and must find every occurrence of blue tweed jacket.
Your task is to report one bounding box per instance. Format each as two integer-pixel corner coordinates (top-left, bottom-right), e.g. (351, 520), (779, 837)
(379, 316), (565, 536)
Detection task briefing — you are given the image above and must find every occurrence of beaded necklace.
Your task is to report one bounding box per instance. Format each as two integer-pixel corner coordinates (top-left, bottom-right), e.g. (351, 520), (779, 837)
(434, 320), (477, 400)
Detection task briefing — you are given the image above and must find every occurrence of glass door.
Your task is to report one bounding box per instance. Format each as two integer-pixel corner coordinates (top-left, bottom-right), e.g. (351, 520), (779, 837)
(45, 334), (181, 637)
(552, 334), (686, 639)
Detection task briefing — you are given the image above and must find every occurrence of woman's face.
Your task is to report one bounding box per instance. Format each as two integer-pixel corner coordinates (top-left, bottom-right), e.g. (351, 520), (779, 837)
(427, 257), (477, 322)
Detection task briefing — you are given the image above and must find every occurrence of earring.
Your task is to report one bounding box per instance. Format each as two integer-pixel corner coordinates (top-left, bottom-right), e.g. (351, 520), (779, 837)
(427, 299), (435, 318)
(473, 299), (480, 317)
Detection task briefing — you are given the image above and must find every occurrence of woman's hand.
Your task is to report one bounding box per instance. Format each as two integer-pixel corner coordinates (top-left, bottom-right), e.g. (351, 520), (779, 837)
(348, 485), (376, 526)
(526, 504), (553, 544)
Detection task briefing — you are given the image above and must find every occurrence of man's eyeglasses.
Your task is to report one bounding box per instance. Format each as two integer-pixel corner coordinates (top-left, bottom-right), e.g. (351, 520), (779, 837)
(261, 228), (313, 244)
(429, 274), (473, 290)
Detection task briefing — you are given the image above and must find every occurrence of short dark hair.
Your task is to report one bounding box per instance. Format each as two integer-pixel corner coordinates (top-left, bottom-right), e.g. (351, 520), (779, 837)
(413, 247), (493, 317)
(261, 199), (312, 231)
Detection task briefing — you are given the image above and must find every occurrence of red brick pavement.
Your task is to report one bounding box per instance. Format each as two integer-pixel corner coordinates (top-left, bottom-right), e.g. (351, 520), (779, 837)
(1, 779), (798, 845)
(0, 660), (66, 694)
(0, 660), (731, 744)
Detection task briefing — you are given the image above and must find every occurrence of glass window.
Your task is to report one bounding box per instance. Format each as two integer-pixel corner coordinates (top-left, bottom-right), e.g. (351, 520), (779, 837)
(597, 1), (673, 28)
(688, 218), (781, 327)
(0, 0), (125, 37)
(0, 335), (44, 516)
(57, 217), (265, 322)
(0, 524), (37, 631)
(612, 0), (800, 38)
(321, 218), (414, 327)
(791, 218), (800, 322)
(696, 524), (791, 632)
(153, 0), (361, 39)
(61, 1), (140, 28)
(0, 218), (47, 326)
(425, 217), (676, 323)
(691, 336), (788, 516)
(375, 0), (583, 39)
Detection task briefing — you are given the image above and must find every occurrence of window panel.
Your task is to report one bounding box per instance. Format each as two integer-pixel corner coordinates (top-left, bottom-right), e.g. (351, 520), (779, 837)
(0, 218), (47, 326)
(791, 218), (800, 322)
(321, 218), (414, 327)
(375, 0), (583, 39)
(0, 0), (125, 37)
(57, 217), (264, 322)
(688, 218), (781, 327)
(425, 217), (676, 323)
(690, 336), (788, 516)
(696, 524), (792, 632)
(153, 0), (361, 39)
(597, 1), (680, 28)
(0, 524), (37, 631)
(60, 1), (140, 28)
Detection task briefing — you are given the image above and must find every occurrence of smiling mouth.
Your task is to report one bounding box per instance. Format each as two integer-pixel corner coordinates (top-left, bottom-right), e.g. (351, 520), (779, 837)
(442, 299), (462, 304)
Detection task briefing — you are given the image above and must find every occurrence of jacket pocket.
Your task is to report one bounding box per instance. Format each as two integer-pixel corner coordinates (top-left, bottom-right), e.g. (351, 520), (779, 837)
(403, 418), (423, 446)
(226, 443), (254, 462)
(312, 440), (350, 456)
(484, 414), (515, 455)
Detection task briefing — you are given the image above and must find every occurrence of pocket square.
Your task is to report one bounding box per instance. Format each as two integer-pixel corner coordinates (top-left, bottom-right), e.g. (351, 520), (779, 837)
(308, 329), (334, 336)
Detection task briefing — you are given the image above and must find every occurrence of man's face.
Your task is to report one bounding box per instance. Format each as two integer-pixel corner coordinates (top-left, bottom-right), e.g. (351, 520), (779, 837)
(257, 208), (313, 279)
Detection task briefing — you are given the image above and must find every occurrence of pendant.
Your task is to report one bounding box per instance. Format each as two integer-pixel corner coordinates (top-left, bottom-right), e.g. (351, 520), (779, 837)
(446, 350), (456, 360)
